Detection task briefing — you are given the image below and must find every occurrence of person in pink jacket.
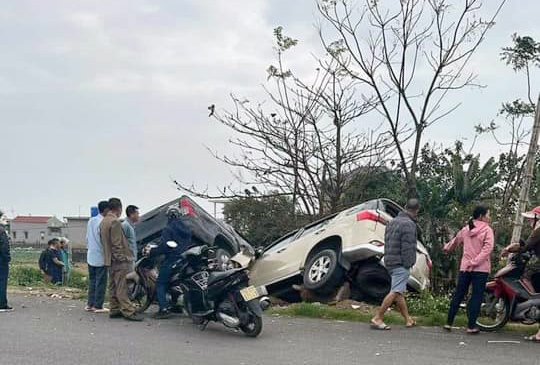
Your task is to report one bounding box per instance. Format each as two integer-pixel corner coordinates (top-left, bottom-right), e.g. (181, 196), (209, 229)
(443, 204), (494, 334)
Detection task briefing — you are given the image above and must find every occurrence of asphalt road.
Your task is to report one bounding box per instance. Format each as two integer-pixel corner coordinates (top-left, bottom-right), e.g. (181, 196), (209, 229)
(1, 294), (538, 365)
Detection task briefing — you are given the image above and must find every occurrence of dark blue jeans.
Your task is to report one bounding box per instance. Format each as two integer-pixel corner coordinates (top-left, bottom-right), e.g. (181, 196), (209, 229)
(447, 271), (489, 329)
(0, 263), (8, 307)
(87, 265), (108, 309)
(157, 260), (174, 311)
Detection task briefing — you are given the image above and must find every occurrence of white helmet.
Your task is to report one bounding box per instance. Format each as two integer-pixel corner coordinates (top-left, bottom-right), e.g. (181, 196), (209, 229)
(166, 206), (182, 219)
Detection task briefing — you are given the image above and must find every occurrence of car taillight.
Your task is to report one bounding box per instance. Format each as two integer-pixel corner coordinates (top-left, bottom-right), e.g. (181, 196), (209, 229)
(356, 210), (386, 224)
(180, 198), (197, 217)
(427, 258), (433, 273)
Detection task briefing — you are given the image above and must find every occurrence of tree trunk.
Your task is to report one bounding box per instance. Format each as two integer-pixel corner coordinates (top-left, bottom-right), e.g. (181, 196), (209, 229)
(511, 94), (540, 242)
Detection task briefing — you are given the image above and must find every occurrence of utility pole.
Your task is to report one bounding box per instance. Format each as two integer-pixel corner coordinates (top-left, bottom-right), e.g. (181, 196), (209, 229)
(511, 94), (540, 242)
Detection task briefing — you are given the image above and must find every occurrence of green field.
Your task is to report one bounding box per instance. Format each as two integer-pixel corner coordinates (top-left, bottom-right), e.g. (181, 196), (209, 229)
(9, 247), (88, 291)
(10, 247), (42, 265)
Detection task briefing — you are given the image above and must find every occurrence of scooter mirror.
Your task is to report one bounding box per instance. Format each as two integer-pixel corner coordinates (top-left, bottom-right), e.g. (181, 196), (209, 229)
(166, 241), (178, 248)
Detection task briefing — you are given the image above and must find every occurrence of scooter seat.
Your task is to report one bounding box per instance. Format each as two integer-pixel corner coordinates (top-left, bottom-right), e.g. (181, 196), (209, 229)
(208, 268), (245, 285)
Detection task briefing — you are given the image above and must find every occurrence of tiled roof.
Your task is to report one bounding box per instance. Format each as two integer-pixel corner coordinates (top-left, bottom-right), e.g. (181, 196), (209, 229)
(12, 216), (52, 224)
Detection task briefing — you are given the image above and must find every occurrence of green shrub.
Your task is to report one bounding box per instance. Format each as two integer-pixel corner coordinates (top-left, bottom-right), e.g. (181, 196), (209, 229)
(8, 266), (43, 286)
(407, 292), (451, 316)
(68, 270), (88, 291)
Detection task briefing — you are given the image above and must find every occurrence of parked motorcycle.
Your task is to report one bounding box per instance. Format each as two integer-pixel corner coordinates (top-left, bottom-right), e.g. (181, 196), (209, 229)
(126, 242), (240, 314)
(476, 246), (539, 331)
(179, 245), (268, 337)
(127, 243), (269, 337)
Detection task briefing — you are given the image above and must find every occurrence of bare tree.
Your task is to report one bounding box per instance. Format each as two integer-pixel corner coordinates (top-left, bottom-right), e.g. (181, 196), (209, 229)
(318, 0), (506, 198)
(175, 27), (391, 217)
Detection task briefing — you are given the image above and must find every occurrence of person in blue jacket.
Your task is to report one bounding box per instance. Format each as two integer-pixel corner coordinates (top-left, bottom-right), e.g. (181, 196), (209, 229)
(148, 206), (192, 319)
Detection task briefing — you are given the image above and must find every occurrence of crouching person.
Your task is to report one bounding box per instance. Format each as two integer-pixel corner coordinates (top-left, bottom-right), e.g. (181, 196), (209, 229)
(101, 198), (143, 322)
(371, 199), (420, 330)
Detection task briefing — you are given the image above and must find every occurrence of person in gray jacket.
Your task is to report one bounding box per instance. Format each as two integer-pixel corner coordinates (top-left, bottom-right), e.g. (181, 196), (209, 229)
(371, 199), (420, 330)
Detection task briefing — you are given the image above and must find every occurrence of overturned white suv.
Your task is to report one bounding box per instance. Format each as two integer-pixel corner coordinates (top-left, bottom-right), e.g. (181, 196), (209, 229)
(236, 199), (432, 302)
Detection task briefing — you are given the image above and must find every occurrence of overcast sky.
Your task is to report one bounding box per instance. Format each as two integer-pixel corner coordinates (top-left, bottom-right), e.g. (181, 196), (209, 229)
(1, 0), (539, 219)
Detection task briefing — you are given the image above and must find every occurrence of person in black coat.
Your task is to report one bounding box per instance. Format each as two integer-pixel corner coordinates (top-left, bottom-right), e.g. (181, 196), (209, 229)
(147, 206), (192, 319)
(0, 211), (12, 312)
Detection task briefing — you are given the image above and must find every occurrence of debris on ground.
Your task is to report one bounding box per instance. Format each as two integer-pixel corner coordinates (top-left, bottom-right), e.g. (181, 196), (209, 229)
(333, 299), (374, 313)
(8, 286), (84, 300)
(269, 296), (289, 307)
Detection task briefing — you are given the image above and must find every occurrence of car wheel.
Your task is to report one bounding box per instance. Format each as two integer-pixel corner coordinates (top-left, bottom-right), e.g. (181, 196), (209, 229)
(303, 249), (344, 294)
(351, 262), (391, 304)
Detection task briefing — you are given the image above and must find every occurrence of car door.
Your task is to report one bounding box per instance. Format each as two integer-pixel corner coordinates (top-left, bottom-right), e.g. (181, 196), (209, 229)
(249, 232), (300, 286)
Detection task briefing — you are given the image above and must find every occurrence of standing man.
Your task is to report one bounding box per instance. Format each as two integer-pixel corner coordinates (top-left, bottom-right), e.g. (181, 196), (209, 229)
(59, 237), (72, 285)
(86, 201), (110, 313)
(39, 239), (53, 283)
(122, 205), (140, 267)
(0, 211), (13, 312)
(101, 198), (142, 321)
(371, 199), (420, 330)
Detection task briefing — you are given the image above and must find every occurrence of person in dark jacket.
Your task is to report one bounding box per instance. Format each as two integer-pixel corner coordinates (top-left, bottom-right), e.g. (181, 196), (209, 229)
(0, 211), (13, 311)
(371, 199), (420, 330)
(147, 205), (192, 319)
(48, 238), (65, 285)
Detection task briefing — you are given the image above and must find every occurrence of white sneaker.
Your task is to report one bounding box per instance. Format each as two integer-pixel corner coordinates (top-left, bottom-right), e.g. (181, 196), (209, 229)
(94, 308), (110, 314)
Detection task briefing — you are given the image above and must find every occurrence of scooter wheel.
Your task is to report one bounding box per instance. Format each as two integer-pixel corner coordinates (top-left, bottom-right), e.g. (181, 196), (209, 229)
(240, 314), (263, 338)
(476, 289), (510, 332)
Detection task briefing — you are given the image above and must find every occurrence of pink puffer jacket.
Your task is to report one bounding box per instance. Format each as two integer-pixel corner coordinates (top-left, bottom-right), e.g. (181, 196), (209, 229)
(444, 220), (495, 273)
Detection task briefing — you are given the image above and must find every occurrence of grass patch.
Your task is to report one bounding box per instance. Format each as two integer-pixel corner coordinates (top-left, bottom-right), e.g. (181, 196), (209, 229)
(270, 302), (535, 334)
(271, 302), (468, 327)
(68, 269), (88, 291)
(8, 265), (43, 287)
(8, 264), (88, 291)
(407, 292), (451, 316)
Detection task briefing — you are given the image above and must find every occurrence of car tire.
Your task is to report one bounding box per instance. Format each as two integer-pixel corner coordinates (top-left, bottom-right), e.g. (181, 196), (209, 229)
(303, 249), (344, 294)
(351, 262), (391, 304)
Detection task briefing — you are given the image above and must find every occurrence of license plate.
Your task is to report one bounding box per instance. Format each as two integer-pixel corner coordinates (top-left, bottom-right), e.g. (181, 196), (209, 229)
(240, 285), (267, 301)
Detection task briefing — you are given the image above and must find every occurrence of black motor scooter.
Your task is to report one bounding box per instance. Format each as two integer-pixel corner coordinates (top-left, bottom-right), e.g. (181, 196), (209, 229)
(179, 245), (268, 337)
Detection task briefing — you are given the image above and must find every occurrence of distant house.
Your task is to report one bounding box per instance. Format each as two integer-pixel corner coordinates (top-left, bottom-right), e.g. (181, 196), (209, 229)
(10, 216), (64, 245)
(64, 216), (89, 248)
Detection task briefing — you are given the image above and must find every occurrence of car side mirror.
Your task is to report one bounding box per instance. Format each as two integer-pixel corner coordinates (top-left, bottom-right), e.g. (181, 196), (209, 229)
(255, 247), (264, 259)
